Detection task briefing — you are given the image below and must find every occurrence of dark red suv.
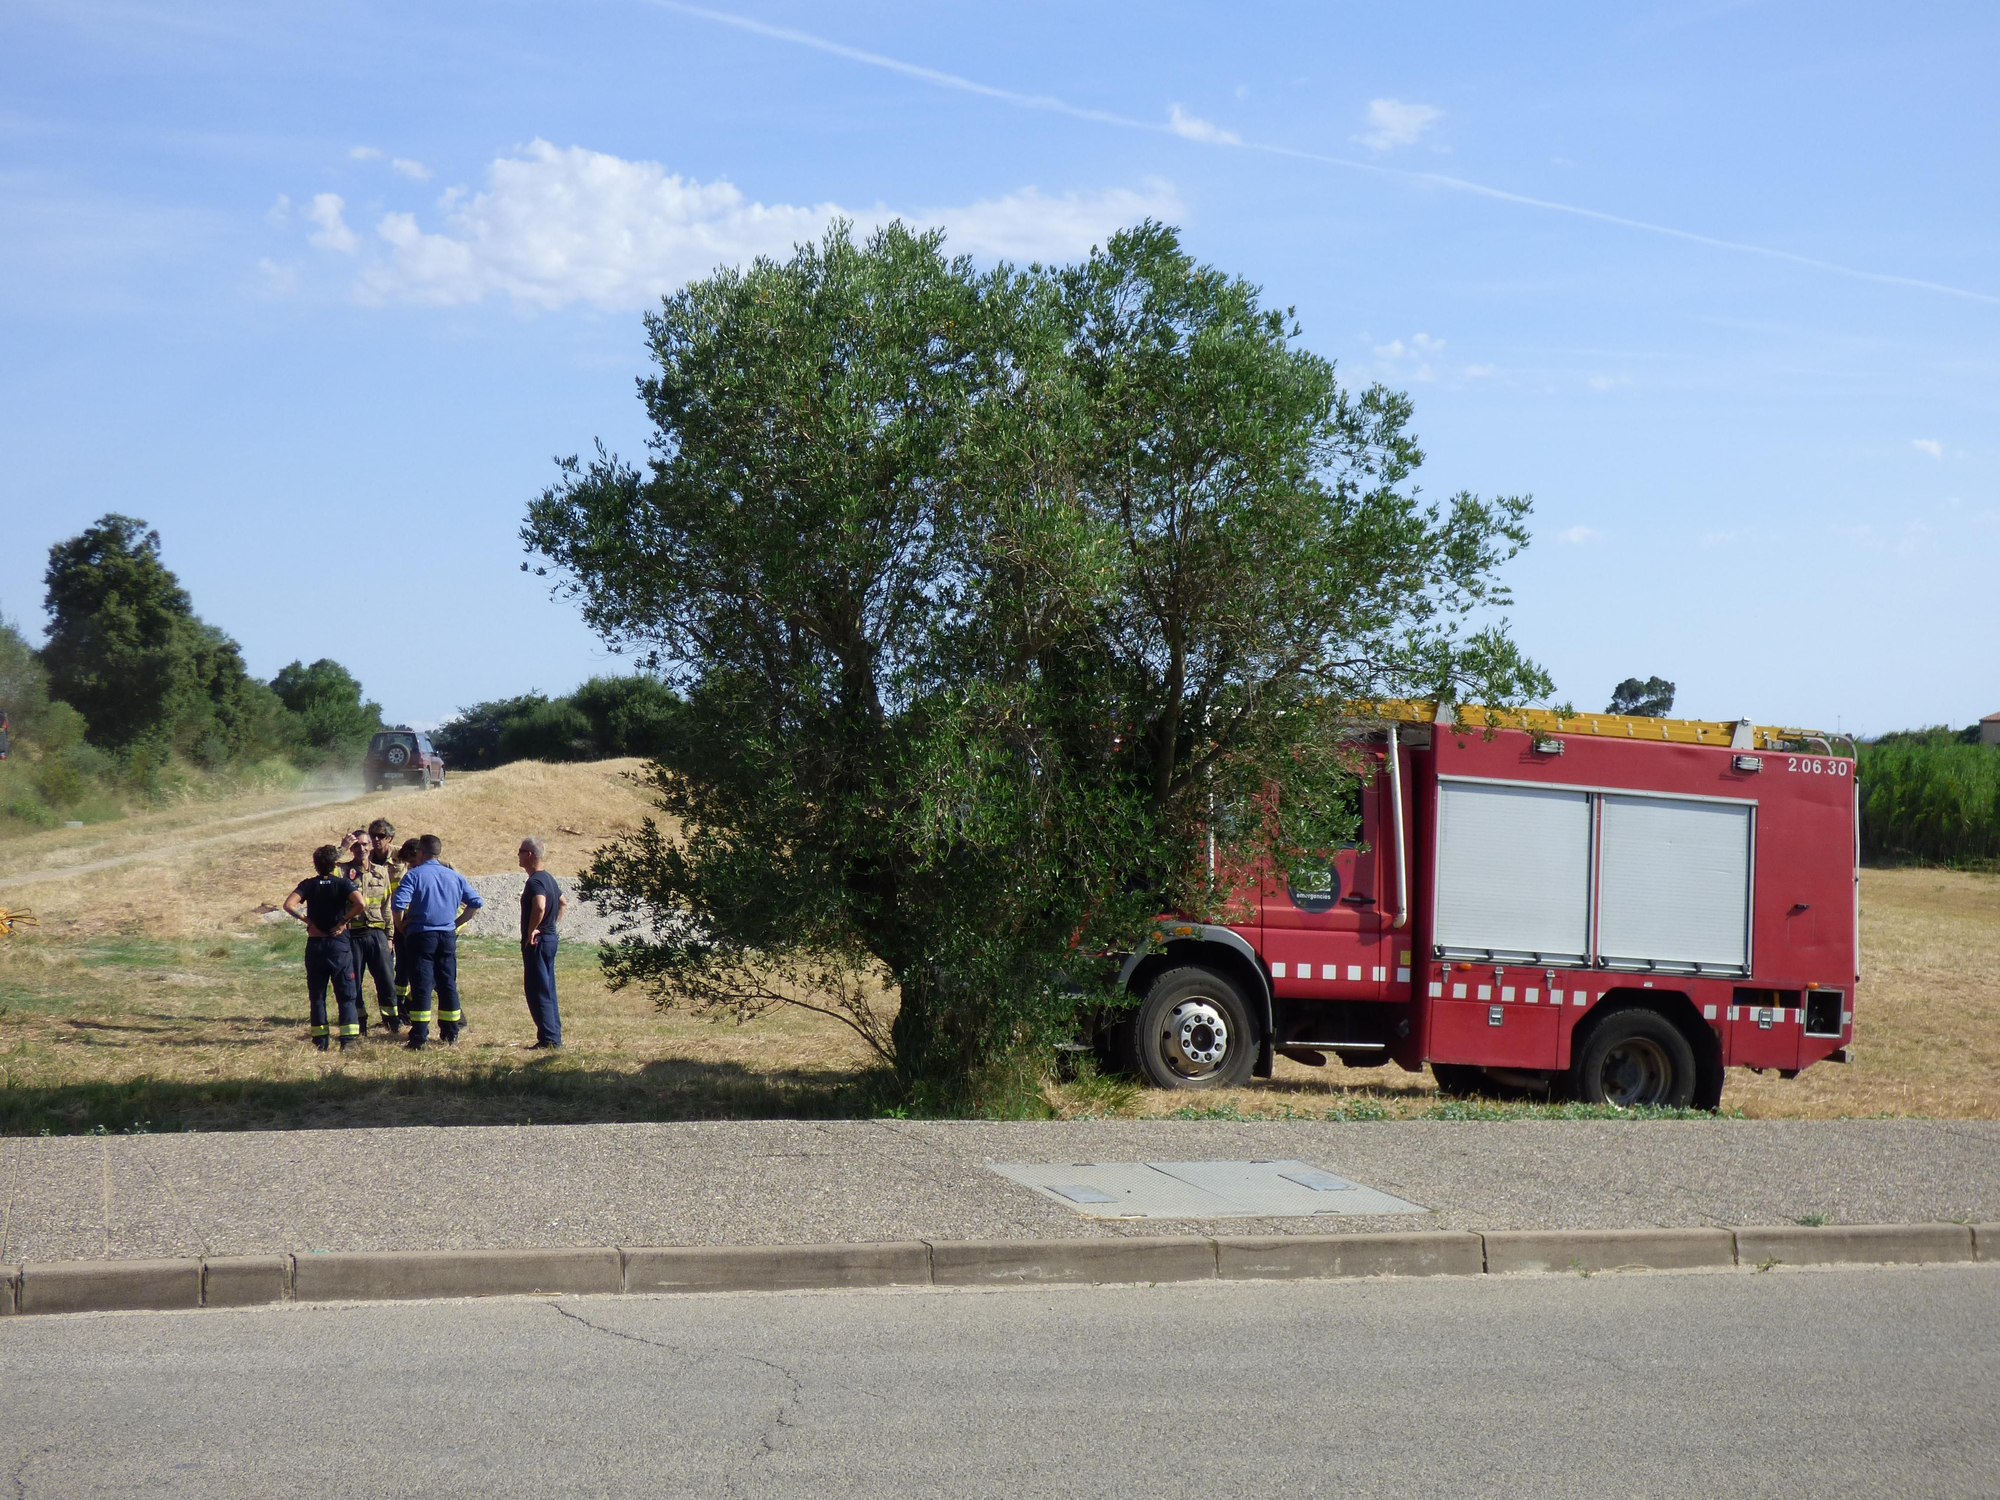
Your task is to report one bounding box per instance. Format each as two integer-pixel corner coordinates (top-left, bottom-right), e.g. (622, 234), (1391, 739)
(364, 728), (445, 791)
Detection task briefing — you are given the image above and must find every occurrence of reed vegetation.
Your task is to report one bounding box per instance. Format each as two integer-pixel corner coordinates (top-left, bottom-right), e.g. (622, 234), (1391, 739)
(1859, 732), (2000, 867)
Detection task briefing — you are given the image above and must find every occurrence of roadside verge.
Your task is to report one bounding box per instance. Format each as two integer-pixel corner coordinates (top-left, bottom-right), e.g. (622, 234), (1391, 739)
(4, 1223), (1994, 1318)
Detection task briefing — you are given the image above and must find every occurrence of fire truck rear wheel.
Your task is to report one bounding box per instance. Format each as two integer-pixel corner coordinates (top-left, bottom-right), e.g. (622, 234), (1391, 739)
(1571, 1009), (1697, 1109)
(1131, 967), (1257, 1091)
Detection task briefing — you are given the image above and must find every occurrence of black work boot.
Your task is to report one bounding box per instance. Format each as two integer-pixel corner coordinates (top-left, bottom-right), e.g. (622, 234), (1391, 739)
(313, 1038), (330, 1052)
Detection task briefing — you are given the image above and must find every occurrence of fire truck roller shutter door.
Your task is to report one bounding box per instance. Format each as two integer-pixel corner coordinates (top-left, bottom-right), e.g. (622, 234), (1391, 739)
(1595, 794), (1753, 974)
(1433, 781), (1592, 964)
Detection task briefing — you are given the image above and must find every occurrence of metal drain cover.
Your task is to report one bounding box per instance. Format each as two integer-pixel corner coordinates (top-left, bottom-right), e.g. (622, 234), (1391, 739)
(989, 1160), (1425, 1219)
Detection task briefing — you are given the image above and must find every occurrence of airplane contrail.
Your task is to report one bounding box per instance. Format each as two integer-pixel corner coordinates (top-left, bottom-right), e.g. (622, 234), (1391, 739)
(646, 0), (1999, 307)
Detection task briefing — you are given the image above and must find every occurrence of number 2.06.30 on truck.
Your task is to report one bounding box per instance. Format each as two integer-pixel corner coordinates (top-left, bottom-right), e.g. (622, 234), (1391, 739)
(1108, 703), (1858, 1110)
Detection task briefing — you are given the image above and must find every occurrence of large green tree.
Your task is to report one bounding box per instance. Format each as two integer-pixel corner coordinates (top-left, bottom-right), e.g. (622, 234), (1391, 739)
(41, 515), (284, 763)
(525, 221), (1547, 1107)
(271, 658), (382, 765)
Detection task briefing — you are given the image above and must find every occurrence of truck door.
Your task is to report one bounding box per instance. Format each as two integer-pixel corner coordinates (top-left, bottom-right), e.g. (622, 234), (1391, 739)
(1262, 767), (1392, 1002)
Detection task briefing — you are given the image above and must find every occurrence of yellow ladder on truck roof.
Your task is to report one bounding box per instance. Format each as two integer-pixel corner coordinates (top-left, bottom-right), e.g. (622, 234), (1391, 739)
(1347, 700), (1844, 753)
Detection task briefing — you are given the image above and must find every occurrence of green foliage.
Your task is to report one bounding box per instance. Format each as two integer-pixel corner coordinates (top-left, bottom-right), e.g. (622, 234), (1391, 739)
(0, 617), (118, 829)
(525, 219), (1549, 1111)
(1859, 735), (2000, 866)
(571, 675), (684, 757)
(1607, 675), (1675, 716)
(498, 695), (594, 763)
(40, 515), (287, 764)
(0, 614), (53, 738)
(434, 676), (685, 769)
(271, 658), (382, 766)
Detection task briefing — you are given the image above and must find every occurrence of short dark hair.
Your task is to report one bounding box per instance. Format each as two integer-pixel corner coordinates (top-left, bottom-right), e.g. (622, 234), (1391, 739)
(419, 834), (444, 860)
(367, 818), (395, 838)
(397, 838), (421, 862)
(312, 844), (339, 876)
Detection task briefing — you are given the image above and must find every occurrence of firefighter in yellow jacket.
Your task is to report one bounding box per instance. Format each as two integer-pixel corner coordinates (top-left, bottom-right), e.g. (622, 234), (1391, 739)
(338, 818), (404, 1035)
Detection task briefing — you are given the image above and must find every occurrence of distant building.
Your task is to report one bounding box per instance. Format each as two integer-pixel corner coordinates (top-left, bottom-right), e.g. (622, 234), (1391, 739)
(1984, 711), (2000, 747)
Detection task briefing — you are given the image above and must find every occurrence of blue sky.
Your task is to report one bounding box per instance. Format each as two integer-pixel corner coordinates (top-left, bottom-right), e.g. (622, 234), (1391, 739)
(3, 1), (1994, 735)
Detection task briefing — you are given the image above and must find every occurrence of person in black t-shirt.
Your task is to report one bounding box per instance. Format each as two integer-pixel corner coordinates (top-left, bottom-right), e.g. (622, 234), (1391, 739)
(516, 836), (567, 1049)
(282, 844), (367, 1050)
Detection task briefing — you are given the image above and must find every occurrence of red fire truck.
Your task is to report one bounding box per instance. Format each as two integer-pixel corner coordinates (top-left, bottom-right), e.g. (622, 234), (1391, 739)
(1107, 702), (1859, 1110)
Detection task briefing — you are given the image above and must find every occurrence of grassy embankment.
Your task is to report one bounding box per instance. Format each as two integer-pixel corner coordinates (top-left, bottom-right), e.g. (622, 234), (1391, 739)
(1, 760), (1997, 1132)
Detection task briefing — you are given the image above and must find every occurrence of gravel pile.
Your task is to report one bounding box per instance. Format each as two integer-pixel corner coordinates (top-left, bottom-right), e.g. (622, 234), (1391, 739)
(259, 872), (664, 944)
(460, 873), (626, 944)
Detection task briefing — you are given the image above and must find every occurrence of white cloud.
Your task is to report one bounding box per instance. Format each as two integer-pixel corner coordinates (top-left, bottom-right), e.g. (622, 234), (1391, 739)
(1557, 525), (1601, 545)
(1700, 530), (1738, 548)
(1167, 104), (1240, 146)
(1913, 438), (1943, 458)
(924, 181), (1182, 263)
(1356, 98), (1441, 151)
(319, 141), (1178, 311)
(1588, 372), (1632, 391)
(1374, 332), (1445, 382)
(1461, 362), (1494, 378)
(248, 257), (297, 299)
(391, 157), (432, 181)
(265, 193), (290, 226)
(348, 146), (381, 161)
(305, 192), (357, 254)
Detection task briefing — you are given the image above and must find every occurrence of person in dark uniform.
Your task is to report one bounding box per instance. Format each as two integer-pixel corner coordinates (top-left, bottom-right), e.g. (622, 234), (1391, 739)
(337, 818), (402, 1035)
(389, 837), (421, 1019)
(517, 835), (567, 1049)
(281, 845), (367, 1050)
(391, 833), (482, 1050)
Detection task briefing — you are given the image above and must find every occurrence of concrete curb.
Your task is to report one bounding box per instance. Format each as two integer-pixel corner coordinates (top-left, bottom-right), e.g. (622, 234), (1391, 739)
(931, 1236), (1217, 1287)
(625, 1242), (931, 1295)
(1732, 1223), (1974, 1268)
(3, 1223), (1989, 1318)
(1483, 1228), (1736, 1275)
(294, 1247), (624, 1303)
(1215, 1232), (1484, 1282)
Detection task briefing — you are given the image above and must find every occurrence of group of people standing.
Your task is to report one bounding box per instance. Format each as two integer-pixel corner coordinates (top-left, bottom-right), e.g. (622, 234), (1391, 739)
(282, 818), (566, 1053)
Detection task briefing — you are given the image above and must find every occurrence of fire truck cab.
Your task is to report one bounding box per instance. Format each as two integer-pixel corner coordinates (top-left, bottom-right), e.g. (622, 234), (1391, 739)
(1110, 703), (1860, 1110)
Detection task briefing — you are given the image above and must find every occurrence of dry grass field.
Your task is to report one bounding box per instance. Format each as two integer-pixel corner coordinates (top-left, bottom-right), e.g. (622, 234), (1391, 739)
(1, 760), (1995, 1131)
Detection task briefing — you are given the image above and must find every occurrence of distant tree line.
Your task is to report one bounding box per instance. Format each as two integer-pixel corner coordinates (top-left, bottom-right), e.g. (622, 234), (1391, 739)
(432, 676), (685, 769)
(1, 514), (384, 827)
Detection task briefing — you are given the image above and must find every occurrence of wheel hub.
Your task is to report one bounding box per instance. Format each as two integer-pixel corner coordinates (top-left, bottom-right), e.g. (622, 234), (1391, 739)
(1598, 1037), (1672, 1107)
(1164, 999), (1230, 1077)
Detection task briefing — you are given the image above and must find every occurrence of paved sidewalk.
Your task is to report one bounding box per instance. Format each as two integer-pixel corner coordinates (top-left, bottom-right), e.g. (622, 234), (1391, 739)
(2, 1118), (1995, 1263)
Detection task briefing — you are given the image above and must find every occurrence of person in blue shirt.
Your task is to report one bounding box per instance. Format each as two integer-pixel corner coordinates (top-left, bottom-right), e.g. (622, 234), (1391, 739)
(390, 833), (482, 1050)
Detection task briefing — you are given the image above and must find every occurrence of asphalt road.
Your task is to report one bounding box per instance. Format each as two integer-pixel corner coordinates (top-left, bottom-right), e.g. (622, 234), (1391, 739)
(2, 1263), (1994, 1498)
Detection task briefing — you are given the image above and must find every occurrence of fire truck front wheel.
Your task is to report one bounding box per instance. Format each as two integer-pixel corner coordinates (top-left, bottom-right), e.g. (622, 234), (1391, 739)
(1130, 967), (1258, 1090)
(1570, 1009), (1697, 1109)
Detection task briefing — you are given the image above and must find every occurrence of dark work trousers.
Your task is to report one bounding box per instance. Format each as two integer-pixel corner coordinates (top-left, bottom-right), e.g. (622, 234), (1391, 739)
(304, 934), (362, 1047)
(391, 931), (412, 1016)
(522, 933), (561, 1046)
(404, 928), (462, 1045)
(350, 926), (397, 1026)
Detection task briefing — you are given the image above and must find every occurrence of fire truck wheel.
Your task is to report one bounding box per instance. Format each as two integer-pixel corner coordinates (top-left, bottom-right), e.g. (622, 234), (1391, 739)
(1571, 1009), (1697, 1109)
(1132, 967), (1257, 1090)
